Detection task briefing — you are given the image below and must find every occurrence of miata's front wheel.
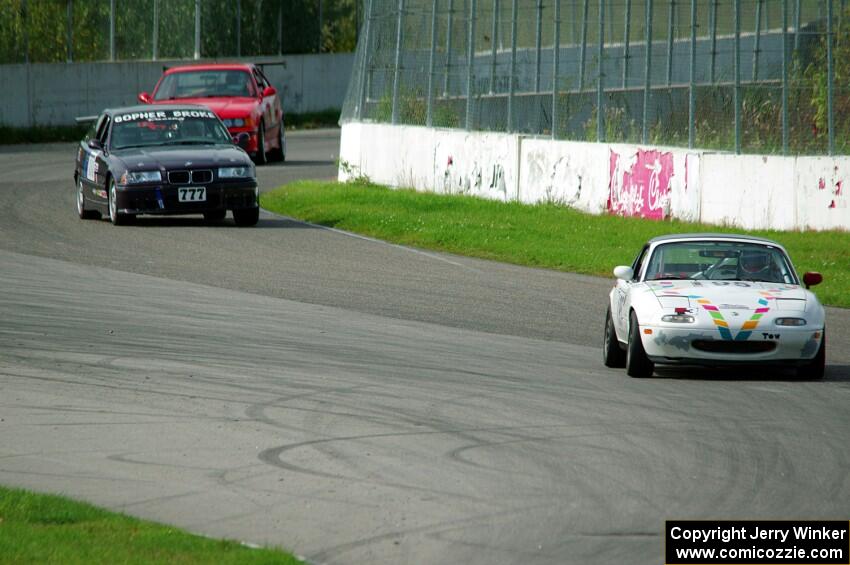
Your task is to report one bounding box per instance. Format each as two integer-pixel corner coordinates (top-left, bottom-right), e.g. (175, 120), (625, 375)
(797, 330), (825, 380)
(626, 311), (654, 378)
(603, 306), (626, 368)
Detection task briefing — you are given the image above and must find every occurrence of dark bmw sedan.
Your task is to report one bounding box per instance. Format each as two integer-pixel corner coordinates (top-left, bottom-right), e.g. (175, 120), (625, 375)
(74, 104), (259, 226)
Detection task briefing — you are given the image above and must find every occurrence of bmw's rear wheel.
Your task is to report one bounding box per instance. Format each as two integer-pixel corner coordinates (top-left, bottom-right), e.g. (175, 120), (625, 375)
(233, 207), (259, 227)
(108, 178), (134, 226)
(254, 122), (267, 165)
(797, 330), (825, 380)
(603, 306), (626, 368)
(626, 311), (654, 378)
(77, 178), (100, 220)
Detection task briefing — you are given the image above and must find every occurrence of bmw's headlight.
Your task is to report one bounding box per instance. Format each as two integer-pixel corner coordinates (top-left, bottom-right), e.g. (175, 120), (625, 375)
(775, 317), (806, 326)
(219, 166), (254, 179)
(121, 170), (162, 184)
(223, 118), (246, 128)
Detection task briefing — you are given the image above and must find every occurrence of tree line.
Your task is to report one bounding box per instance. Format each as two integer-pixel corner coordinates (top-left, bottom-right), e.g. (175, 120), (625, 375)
(0, 0), (360, 63)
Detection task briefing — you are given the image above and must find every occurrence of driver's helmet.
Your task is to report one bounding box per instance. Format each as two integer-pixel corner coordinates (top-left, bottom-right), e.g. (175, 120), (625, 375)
(739, 249), (771, 275)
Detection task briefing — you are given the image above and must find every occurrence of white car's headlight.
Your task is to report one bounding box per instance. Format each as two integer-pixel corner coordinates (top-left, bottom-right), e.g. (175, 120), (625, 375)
(219, 166), (254, 179)
(121, 170), (162, 184)
(775, 317), (806, 326)
(661, 314), (695, 323)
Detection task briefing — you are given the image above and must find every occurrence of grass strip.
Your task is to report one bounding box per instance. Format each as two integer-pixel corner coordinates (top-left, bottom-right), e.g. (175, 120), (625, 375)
(260, 180), (850, 308)
(0, 485), (302, 564)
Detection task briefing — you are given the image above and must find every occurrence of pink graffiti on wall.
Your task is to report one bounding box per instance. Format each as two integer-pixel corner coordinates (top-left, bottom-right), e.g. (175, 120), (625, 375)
(608, 149), (674, 219)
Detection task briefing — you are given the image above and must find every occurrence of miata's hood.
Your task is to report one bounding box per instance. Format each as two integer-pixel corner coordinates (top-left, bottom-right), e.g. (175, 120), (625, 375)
(113, 145), (251, 170)
(645, 280), (807, 310)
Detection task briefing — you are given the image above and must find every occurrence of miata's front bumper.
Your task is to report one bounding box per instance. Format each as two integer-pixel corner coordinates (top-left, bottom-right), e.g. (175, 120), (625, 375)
(640, 324), (823, 366)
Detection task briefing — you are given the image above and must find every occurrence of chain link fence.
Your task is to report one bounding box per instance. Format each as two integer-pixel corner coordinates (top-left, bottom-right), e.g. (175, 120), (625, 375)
(342, 0), (850, 154)
(0, 0), (359, 63)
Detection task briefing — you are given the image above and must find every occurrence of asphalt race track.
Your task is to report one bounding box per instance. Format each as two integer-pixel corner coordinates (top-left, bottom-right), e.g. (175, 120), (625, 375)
(1, 129), (849, 565)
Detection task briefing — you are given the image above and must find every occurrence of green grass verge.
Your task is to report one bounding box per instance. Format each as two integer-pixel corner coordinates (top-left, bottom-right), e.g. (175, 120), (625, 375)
(0, 486), (302, 564)
(260, 180), (850, 309)
(0, 110), (339, 146)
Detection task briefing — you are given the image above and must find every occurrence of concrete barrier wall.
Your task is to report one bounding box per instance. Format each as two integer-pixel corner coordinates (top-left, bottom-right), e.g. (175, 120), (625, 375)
(339, 122), (849, 231)
(0, 53), (353, 127)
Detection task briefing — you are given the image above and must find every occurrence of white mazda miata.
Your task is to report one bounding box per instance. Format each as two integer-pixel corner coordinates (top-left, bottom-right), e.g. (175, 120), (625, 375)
(603, 234), (826, 379)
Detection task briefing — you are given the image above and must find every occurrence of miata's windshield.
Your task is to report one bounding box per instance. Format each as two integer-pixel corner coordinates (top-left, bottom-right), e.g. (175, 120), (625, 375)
(643, 241), (797, 284)
(110, 109), (232, 150)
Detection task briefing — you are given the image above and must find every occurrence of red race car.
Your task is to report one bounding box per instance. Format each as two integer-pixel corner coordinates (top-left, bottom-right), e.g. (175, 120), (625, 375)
(139, 63), (285, 164)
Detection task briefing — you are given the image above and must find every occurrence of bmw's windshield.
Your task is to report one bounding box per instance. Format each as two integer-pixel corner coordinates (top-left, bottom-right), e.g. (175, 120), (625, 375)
(111, 109), (232, 150)
(153, 70), (255, 100)
(644, 241), (797, 284)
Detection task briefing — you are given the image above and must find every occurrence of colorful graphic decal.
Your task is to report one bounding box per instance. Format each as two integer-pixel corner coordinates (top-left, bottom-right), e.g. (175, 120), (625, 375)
(649, 282), (787, 341)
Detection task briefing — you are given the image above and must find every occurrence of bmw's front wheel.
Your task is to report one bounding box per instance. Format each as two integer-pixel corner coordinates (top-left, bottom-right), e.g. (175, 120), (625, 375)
(254, 122), (267, 165)
(108, 178), (134, 226)
(233, 207), (259, 227)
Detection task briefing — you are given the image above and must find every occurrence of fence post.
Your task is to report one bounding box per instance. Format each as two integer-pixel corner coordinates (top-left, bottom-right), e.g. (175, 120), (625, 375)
(535, 0), (543, 92)
(391, 0), (405, 124)
(666, 0), (674, 86)
(709, 0), (717, 83)
(794, 0), (801, 50)
(642, 0), (653, 143)
(66, 0), (73, 62)
(622, 0), (631, 88)
(782, 0), (788, 154)
(734, 0), (741, 154)
(579, 0), (588, 91)
(466, 0), (477, 129)
(110, 0), (115, 61)
(552, 0), (561, 138)
(427, 0), (439, 125)
(597, 0), (605, 141)
(828, 0), (834, 154)
(489, 0), (498, 93)
(688, 0), (696, 148)
(753, 0), (762, 80)
(153, 0), (159, 60)
(194, 0), (201, 60)
(357, 0), (373, 120)
(507, 0), (518, 130)
(444, 0), (454, 95)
